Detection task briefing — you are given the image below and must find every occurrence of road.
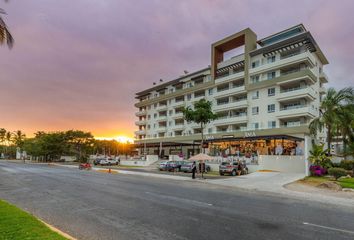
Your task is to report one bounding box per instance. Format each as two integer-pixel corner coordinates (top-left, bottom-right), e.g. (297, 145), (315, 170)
(0, 161), (354, 240)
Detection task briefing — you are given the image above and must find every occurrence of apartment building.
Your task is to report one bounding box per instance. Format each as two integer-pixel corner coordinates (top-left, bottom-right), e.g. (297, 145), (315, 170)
(134, 24), (328, 159)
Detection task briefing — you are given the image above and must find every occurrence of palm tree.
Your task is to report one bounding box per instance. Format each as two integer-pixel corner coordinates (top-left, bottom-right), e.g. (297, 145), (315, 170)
(0, 128), (6, 145)
(13, 130), (25, 148)
(309, 87), (354, 153)
(0, 1), (14, 48)
(183, 99), (218, 153)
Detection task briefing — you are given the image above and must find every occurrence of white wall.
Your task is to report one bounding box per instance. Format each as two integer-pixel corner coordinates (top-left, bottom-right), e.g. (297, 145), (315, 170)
(258, 155), (306, 173)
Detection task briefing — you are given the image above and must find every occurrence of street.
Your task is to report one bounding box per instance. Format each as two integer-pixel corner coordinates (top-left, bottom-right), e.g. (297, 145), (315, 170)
(0, 161), (354, 240)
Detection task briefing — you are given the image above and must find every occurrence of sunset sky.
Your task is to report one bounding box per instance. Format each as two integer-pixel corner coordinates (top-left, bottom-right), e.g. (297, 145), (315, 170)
(0, 0), (353, 139)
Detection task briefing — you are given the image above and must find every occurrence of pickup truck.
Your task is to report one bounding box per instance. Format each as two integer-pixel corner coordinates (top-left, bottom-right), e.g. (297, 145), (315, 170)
(99, 158), (119, 166)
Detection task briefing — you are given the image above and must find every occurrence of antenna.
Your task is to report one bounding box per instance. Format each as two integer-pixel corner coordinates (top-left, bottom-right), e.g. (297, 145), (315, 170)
(153, 82), (156, 85)
(184, 70), (189, 74)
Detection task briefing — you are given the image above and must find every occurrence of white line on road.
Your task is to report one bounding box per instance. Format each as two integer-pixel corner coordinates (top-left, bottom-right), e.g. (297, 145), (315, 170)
(303, 222), (354, 235)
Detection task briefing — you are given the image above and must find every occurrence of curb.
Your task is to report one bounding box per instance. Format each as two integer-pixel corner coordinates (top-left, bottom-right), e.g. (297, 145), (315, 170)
(39, 218), (77, 240)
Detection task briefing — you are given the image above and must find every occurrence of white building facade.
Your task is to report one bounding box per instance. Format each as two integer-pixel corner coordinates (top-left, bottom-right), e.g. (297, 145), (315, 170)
(134, 24), (328, 172)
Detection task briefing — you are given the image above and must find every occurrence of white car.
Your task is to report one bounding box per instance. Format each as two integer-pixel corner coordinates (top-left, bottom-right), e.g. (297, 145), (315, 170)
(99, 158), (119, 166)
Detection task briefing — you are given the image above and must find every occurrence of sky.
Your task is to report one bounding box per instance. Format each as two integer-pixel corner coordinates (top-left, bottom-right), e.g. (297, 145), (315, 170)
(0, 0), (353, 139)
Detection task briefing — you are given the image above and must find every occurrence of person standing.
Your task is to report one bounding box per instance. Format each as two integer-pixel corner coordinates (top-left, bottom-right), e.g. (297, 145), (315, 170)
(192, 161), (197, 179)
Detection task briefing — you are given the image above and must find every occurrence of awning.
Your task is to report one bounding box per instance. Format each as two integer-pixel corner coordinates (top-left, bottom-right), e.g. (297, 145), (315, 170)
(263, 39), (315, 57)
(216, 61), (245, 74)
(205, 134), (304, 143)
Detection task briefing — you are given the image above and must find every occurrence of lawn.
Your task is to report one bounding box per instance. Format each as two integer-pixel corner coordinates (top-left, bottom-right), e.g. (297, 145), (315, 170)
(338, 178), (354, 189)
(299, 176), (354, 189)
(0, 200), (67, 240)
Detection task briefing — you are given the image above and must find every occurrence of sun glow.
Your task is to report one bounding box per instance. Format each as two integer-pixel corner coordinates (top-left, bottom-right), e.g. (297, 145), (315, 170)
(95, 136), (134, 144)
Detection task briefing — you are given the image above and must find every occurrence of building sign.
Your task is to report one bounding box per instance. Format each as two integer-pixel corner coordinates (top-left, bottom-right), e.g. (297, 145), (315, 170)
(244, 131), (256, 138)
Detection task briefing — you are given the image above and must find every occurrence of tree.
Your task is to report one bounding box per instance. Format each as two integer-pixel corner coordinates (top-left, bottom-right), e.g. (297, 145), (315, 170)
(182, 99), (218, 153)
(309, 87), (354, 153)
(308, 144), (332, 168)
(0, 128), (6, 146)
(65, 130), (94, 162)
(12, 130), (25, 148)
(0, 0), (14, 48)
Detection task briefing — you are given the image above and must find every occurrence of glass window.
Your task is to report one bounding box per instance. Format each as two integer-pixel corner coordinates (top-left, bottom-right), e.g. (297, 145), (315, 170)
(252, 107), (259, 115)
(253, 123), (259, 129)
(208, 88), (213, 95)
(267, 71), (276, 80)
(154, 113), (157, 119)
(251, 75), (260, 83)
(187, 94), (192, 101)
(268, 88), (275, 96)
(268, 121), (276, 128)
(252, 91), (259, 99)
(251, 60), (260, 68)
(267, 56), (276, 63)
(268, 104), (275, 113)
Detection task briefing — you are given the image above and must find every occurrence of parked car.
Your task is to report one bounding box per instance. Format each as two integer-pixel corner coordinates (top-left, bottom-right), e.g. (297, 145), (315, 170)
(219, 161), (248, 176)
(93, 158), (104, 165)
(166, 161), (186, 172)
(158, 161), (170, 171)
(99, 158), (119, 166)
(181, 162), (211, 173)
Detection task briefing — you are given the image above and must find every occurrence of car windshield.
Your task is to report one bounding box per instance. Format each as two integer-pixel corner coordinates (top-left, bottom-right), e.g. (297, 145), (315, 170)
(221, 162), (230, 165)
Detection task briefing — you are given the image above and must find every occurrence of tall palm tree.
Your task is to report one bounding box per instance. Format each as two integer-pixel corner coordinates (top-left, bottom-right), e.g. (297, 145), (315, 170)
(0, 0), (14, 48)
(13, 130), (25, 148)
(309, 87), (354, 153)
(0, 128), (6, 145)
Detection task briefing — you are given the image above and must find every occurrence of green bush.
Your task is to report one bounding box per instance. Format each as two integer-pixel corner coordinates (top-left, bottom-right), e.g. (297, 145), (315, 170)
(340, 160), (354, 170)
(328, 167), (347, 180)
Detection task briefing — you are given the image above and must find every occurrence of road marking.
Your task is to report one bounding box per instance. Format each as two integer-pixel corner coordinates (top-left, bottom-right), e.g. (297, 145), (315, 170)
(145, 191), (213, 207)
(303, 222), (354, 235)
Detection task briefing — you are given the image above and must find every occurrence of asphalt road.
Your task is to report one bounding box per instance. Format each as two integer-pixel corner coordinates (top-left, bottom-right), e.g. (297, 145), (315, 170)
(0, 161), (354, 240)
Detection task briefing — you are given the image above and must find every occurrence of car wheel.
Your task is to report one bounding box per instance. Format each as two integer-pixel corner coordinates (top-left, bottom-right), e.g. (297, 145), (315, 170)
(231, 170), (236, 176)
(219, 172), (224, 176)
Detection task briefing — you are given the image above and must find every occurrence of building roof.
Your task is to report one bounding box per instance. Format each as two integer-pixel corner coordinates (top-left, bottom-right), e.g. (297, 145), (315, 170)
(135, 67), (210, 97)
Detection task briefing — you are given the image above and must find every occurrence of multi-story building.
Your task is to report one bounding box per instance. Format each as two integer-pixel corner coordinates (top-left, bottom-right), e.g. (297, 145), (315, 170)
(134, 24), (328, 161)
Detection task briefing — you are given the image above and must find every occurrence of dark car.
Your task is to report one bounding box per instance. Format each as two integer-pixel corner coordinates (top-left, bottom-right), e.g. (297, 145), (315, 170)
(93, 158), (103, 165)
(219, 161), (248, 176)
(181, 162), (211, 173)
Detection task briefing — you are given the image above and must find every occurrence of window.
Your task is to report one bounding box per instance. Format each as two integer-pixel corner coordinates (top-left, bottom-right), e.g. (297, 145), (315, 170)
(169, 110), (173, 115)
(251, 60), (260, 68)
(252, 107), (259, 115)
(187, 94), (192, 101)
(268, 104), (275, 113)
(252, 123), (259, 129)
(147, 115), (151, 120)
(251, 75), (260, 83)
(267, 71), (276, 80)
(147, 124), (150, 130)
(268, 88), (275, 96)
(169, 121), (172, 126)
(267, 56), (276, 63)
(268, 121), (276, 129)
(208, 128), (212, 133)
(208, 88), (213, 95)
(252, 91), (259, 99)
(154, 103), (157, 108)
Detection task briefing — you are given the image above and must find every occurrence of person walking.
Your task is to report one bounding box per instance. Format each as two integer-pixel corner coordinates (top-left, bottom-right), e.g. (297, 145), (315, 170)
(192, 161), (197, 179)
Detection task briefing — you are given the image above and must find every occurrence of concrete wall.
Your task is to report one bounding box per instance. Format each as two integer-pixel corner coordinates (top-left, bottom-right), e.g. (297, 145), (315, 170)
(258, 155), (305, 173)
(121, 155), (159, 167)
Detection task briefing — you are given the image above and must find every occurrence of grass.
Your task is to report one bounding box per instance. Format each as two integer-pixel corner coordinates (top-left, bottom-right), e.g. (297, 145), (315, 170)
(337, 178), (354, 189)
(0, 200), (67, 240)
(299, 176), (354, 189)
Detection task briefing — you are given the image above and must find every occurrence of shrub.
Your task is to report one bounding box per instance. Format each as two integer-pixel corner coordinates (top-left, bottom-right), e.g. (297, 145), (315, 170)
(328, 167), (347, 180)
(309, 165), (327, 176)
(340, 160), (354, 171)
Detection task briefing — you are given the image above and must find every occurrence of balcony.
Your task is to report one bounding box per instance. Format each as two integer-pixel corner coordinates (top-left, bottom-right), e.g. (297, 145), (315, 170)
(249, 51), (316, 75)
(319, 86), (326, 94)
(135, 120), (147, 125)
(157, 126), (167, 132)
(172, 112), (184, 119)
(213, 114), (248, 126)
(134, 130), (146, 135)
(276, 105), (317, 119)
(277, 87), (316, 102)
(135, 110), (147, 117)
(156, 104), (168, 111)
(214, 99), (248, 112)
(214, 85), (246, 98)
(320, 72), (329, 83)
